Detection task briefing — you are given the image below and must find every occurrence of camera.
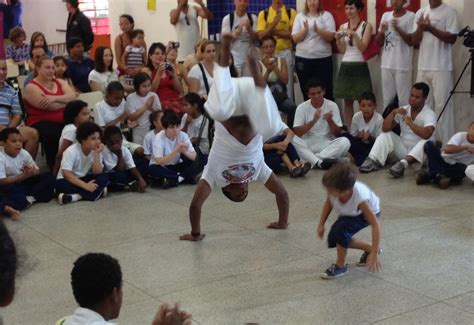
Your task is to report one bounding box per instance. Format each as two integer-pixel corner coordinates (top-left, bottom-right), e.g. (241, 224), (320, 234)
(165, 63), (173, 71)
(170, 42), (180, 49)
(458, 26), (474, 48)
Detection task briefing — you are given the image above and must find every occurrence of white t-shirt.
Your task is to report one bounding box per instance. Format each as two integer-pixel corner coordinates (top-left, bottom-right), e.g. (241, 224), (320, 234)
(173, 4), (200, 61)
(329, 181), (380, 217)
(394, 104), (437, 150)
(294, 98), (343, 141)
(102, 145), (136, 172)
(94, 99), (126, 128)
(202, 122), (272, 189)
(0, 147), (37, 178)
(58, 124), (77, 147)
(143, 130), (157, 156)
(292, 11), (335, 59)
(151, 130), (194, 166)
(221, 12), (258, 67)
(415, 3), (459, 71)
(350, 111), (383, 138)
(181, 114), (210, 154)
(188, 63), (215, 97)
(88, 70), (119, 94)
(340, 21), (366, 62)
(57, 143), (103, 179)
(125, 92), (161, 131)
(65, 307), (116, 325)
(379, 11), (415, 71)
(442, 132), (474, 165)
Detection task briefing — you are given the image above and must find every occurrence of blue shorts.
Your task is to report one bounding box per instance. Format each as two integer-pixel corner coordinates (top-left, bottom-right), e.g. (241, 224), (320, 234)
(327, 213), (380, 248)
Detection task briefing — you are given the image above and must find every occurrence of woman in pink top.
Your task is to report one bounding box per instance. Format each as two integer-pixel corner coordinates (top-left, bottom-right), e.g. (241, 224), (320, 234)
(142, 42), (184, 116)
(23, 56), (76, 169)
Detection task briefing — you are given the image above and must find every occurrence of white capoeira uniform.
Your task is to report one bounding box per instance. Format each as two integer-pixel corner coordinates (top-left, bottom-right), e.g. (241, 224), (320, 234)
(367, 104), (436, 165)
(201, 65), (284, 188)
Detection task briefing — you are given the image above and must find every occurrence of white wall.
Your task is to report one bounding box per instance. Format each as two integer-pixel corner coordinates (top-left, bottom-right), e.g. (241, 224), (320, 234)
(22, 0), (67, 45)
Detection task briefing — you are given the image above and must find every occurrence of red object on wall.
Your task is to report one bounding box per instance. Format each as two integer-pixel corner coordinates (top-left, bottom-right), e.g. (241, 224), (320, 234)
(321, 0), (368, 30)
(375, 0), (420, 29)
(0, 12), (4, 59)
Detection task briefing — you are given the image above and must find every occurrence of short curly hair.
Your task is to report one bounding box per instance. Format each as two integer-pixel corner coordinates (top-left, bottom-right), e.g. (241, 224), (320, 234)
(8, 27), (26, 43)
(71, 253), (122, 308)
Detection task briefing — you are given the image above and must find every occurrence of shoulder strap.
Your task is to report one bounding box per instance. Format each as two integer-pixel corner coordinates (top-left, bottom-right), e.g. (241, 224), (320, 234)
(361, 21), (368, 35)
(195, 116), (207, 148)
(198, 63), (210, 95)
(247, 12), (253, 27)
(264, 9), (269, 22)
(230, 12), (235, 30)
(287, 8), (292, 20)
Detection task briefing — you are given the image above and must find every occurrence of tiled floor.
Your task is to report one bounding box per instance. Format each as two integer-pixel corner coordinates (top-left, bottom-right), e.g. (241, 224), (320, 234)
(2, 167), (473, 324)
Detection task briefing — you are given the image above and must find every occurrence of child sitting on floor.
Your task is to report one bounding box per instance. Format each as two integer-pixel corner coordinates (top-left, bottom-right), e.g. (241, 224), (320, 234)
(55, 122), (109, 205)
(317, 162), (382, 279)
(54, 100), (91, 175)
(181, 92), (210, 156)
(342, 92), (383, 166)
(0, 128), (55, 220)
(143, 110), (163, 161)
(148, 110), (197, 189)
(102, 126), (147, 193)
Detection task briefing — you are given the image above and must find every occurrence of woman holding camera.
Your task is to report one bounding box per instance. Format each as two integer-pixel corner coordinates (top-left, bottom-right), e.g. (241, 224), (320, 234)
(142, 42), (184, 116)
(334, 0), (373, 129)
(166, 42), (189, 93)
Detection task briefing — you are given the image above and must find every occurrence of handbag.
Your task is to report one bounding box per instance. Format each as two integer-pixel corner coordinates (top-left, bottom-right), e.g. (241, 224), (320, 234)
(361, 22), (381, 61)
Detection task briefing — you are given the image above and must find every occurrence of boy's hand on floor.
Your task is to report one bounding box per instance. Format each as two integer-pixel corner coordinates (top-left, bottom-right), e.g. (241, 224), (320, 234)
(367, 252), (382, 272)
(317, 224), (325, 239)
(138, 178), (147, 193)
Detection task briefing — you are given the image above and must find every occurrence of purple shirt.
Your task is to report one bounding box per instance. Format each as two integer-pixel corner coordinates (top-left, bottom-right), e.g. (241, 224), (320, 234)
(6, 42), (28, 62)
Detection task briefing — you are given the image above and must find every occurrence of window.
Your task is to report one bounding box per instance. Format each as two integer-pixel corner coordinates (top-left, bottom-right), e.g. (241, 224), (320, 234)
(79, 0), (110, 35)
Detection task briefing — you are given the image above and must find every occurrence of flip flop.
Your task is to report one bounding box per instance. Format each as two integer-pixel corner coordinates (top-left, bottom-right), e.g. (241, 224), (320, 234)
(290, 166), (302, 178)
(299, 162), (312, 177)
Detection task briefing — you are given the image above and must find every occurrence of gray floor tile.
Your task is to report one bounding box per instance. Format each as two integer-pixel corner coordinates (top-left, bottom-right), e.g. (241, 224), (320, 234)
(443, 291), (474, 314)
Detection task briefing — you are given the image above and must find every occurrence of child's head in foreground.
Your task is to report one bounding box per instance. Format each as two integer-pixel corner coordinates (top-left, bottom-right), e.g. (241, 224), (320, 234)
(322, 162), (357, 198)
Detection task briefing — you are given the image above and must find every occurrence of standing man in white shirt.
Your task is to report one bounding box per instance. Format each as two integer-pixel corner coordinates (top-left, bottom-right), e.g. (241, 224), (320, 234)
(412, 0), (459, 144)
(360, 82), (437, 177)
(170, 0), (213, 62)
(376, 0), (415, 109)
(292, 79), (351, 170)
(221, 0), (259, 77)
(179, 35), (289, 241)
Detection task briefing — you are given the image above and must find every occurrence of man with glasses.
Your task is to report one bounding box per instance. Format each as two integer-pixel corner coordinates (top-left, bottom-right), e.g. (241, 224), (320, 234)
(170, 0), (213, 62)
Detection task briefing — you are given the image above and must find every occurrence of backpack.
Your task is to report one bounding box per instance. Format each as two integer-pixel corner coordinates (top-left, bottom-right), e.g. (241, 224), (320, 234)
(229, 12), (254, 30)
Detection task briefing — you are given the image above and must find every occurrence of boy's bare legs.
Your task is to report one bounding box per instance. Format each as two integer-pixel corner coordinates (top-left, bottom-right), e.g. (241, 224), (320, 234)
(349, 238), (372, 253)
(247, 51), (266, 88)
(344, 100), (354, 129)
(335, 244), (348, 268)
(281, 153), (296, 171)
(219, 34), (232, 68)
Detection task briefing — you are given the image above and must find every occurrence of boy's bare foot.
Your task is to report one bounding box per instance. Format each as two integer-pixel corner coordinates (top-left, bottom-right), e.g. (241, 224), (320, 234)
(179, 233), (206, 241)
(5, 206), (20, 220)
(267, 221), (288, 229)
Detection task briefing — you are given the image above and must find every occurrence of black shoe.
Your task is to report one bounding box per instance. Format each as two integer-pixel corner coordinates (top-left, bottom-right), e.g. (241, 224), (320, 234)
(126, 180), (138, 192)
(318, 158), (338, 170)
(58, 193), (73, 205)
(161, 177), (179, 189)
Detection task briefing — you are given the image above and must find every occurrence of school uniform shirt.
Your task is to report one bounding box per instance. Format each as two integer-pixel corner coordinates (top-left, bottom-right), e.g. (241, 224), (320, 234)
(350, 111), (384, 138)
(94, 99), (126, 128)
(0, 82), (22, 126)
(0, 147), (37, 178)
(65, 307), (116, 325)
(88, 70), (119, 94)
(379, 10), (415, 71)
(202, 122), (272, 189)
(102, 145), (136, 172)
(188, 63), (215, 97)
(415, 3), (459, 71)
(57, 143), (103, 179)
(151, 130), (194, 166)
(58, 124), (77, 147)
(221, 12), (258, 67)
(125, 92), (161, 131)
(292, 11), (336, 59)
(143, 130), (157, 156)
(181, 114), (210, 155)
(329, 181), (380, 217)
(394, 104), (436, 150)
(294, 98), (343, 141)
(67, 57), (95, 93)
(442, 132), (474, 165)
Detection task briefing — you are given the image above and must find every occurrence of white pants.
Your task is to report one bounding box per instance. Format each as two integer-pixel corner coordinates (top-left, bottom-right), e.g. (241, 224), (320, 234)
(465, 165), (474, 182)
(292, 135), (351, 167)
(204, 65), (283, 142)
(381, 68), (412, 108)
(368, 131), (427, 165)
(275, 48), (294, 101)
(416, 70), (454, 144)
